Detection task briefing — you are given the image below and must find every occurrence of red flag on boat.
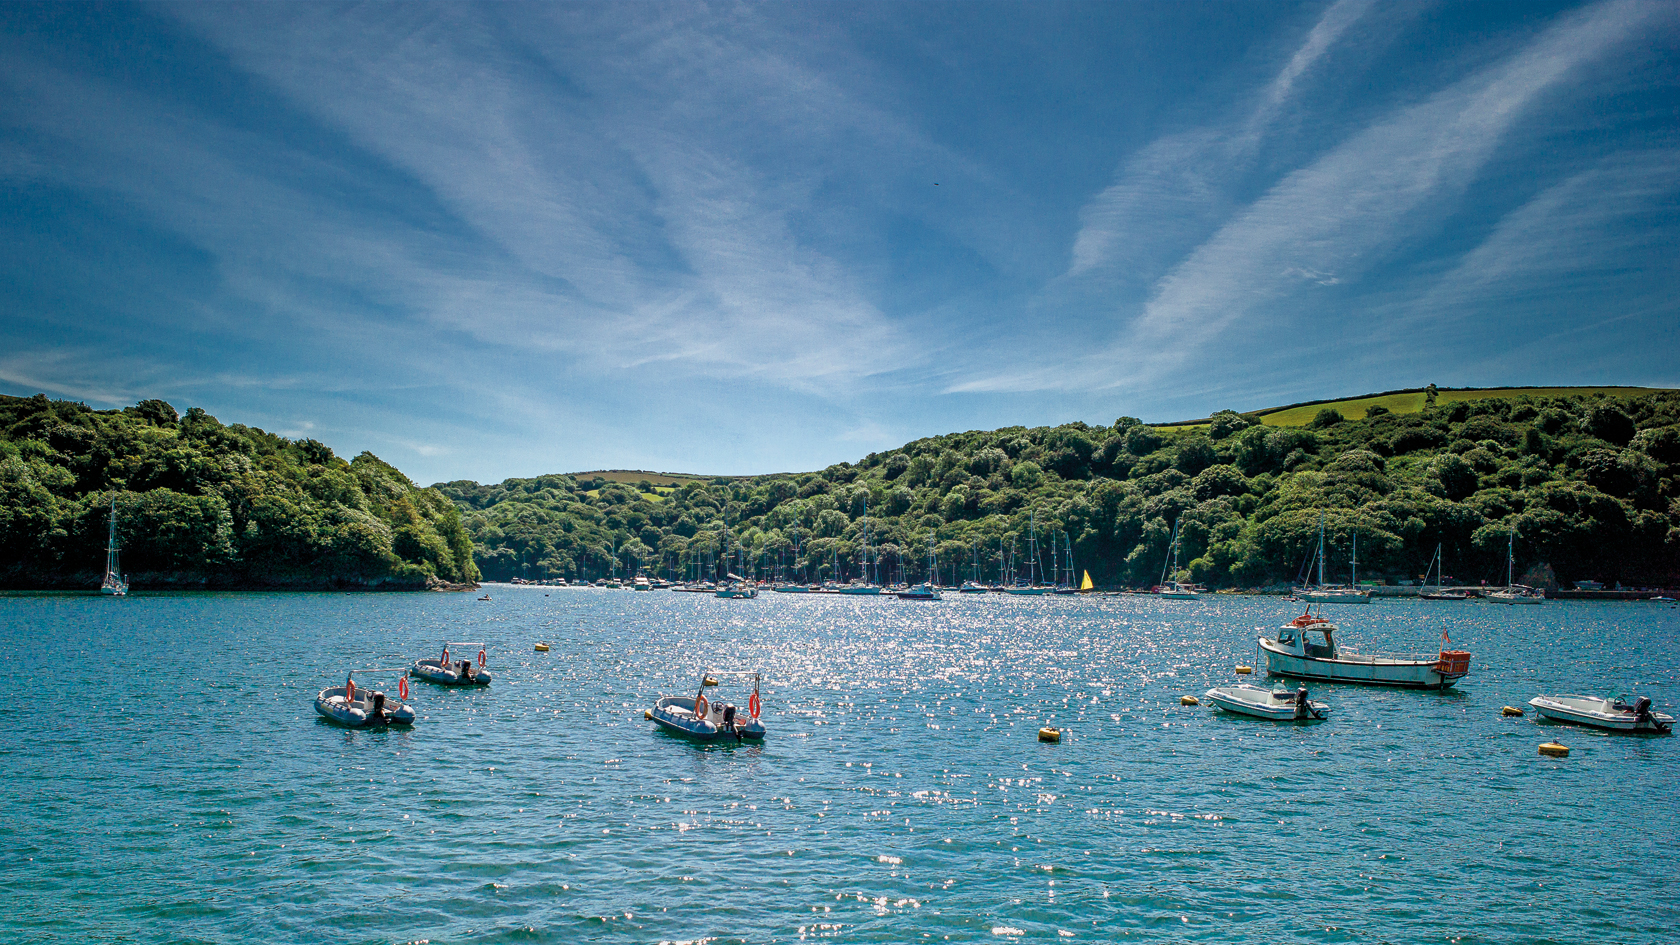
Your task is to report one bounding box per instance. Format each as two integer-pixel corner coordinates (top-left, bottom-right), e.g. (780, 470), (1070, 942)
(1441, 628), (1450, 645)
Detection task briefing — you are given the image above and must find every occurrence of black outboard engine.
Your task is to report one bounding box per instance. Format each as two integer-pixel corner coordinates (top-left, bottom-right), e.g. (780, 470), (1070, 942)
(371, 691), (386, 721)
(1633, 696), (1652, 721)
(460, 659), (473, 680)
(723, 704), (737, 724)
(1296, 687), (1309, 706)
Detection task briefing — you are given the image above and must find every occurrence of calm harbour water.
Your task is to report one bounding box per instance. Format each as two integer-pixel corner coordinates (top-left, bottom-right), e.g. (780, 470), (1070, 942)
(3, 587), (1677, 944)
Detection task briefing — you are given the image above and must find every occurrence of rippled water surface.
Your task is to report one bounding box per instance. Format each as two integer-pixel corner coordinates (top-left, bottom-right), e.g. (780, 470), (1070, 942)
(4, 588), (1677, 943)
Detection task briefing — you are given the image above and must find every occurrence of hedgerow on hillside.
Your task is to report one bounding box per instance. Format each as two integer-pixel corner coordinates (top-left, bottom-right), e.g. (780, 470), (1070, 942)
(0, 394), (479, 589)
(439, 390), (1680, 589)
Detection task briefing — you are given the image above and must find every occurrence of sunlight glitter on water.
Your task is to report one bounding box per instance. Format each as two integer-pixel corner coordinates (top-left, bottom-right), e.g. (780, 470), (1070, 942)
(3, 588), (1678, 943)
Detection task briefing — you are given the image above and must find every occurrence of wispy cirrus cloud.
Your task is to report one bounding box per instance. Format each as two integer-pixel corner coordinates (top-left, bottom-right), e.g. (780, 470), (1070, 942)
(960, 0), (1663, 395)
(1065, 0), (1372, 282)
(165, 1), (948, 392)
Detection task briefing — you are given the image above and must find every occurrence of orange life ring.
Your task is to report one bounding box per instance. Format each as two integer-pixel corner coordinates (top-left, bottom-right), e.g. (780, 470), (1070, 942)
(441, 649), (449, 665)
(749, 692), (761, 719)
(478, 648), (487, 667)
(345, 679), (357, 702)
(398, 677), (409, 700)
(694, 694), (709, 720)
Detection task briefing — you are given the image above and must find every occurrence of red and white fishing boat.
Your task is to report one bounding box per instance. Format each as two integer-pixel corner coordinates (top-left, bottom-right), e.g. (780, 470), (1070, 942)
(1258, 608), (1470, 689)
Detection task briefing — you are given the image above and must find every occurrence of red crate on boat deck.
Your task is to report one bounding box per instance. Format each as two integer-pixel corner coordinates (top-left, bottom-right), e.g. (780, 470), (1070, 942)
(1435, 650), (1471, 675)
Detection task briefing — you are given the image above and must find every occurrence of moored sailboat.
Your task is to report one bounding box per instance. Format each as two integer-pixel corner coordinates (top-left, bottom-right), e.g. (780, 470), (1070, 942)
(101, 496), (128, 596)
(1152, 514), (1197, 599)
(1296, 514), (1369, 603)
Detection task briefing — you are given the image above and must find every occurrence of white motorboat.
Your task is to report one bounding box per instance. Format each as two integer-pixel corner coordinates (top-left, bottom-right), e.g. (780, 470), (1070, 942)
(1259, 608), (1471, 689)
(1205, 684), (1330, 721)
(716, 583), (758, 599)
(649, 671), (767, 742)
(411, 642), (492, 686)
(315, 675), (416, 727)
(1527, 695), (1673, 733)
(1153, 582), (1199, 599)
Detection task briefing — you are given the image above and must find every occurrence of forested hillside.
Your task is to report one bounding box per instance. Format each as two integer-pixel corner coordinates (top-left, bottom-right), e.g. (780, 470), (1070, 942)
(440, 390), (1680, 589)
(0, 395), (478, 589)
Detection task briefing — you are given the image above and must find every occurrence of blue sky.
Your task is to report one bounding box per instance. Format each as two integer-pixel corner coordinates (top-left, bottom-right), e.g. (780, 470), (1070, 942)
(2, 1), (1677, 485)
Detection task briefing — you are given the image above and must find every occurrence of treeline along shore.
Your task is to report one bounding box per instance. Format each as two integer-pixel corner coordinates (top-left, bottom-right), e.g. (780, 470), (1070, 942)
(3, 388), (1677, 592)
(0, 395), (478, 590)
(444, 389), (1680, 590)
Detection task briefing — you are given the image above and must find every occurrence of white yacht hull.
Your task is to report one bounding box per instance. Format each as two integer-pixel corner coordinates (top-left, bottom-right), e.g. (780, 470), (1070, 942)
(1297, 589), (1370, 603)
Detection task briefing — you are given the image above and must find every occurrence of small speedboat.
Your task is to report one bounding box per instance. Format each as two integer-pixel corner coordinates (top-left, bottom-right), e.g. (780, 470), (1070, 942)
(1204, 684), (1330, 721)
(1528, 695), (1673, 733)
(650, 671), (766, 742)
(716, 583), (758, 599)
(315, 675), (416, 727)
(411, 643), (492, 686)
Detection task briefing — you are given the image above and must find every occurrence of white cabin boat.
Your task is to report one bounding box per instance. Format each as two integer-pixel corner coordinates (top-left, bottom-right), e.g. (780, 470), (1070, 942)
(314, 677), (416, 727)
(1205, 684), (1330, 721)
(411, 643), (492, 686)
(1259, 609), (1470, 689)
(1527, 695), (1673, 733)
(649, 671), (766, 742)
(1153, 582), (1199, 599)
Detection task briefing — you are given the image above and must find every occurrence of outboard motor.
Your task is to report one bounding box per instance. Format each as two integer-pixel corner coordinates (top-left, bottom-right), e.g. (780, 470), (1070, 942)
(722, 704), (741, 742)
(371, 691), (386, 721)
(1296, 687), (1309, 706)
(460, 659), (473, 680)
(1633, 696), (1652, 722)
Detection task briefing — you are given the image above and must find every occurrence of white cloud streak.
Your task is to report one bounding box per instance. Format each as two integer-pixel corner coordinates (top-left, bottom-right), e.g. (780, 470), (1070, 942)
(165, 2), (926, 391)
(969, 0), (1661, 395)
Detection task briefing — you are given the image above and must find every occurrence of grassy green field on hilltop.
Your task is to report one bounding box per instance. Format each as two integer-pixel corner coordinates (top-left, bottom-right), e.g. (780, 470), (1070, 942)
(1163, 386), (1667, 430)
(570, 469), (712, 487)
(1256, 386), (1666, 426)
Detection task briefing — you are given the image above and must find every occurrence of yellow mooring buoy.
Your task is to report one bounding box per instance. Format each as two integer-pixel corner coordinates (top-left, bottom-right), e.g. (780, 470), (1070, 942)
(1502, 705), (1523, 717)
(644, 709), (653, 720)
(1038, 727), (1061, 743)
(534, 642), (550, 652)
(1235, 665), (1254, 675)
(1181, 695), (1200, 706)
(1538, 742), (1569, 758)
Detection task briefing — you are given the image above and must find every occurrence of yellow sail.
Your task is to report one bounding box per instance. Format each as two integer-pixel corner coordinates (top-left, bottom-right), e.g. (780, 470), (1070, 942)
(1079, 570), (1093, 591)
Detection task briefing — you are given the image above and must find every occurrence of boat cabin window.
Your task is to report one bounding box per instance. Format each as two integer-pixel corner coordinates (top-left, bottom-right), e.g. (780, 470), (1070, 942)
(1278, 630), (1295, 646)
(1304, 628), (1335, 659)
